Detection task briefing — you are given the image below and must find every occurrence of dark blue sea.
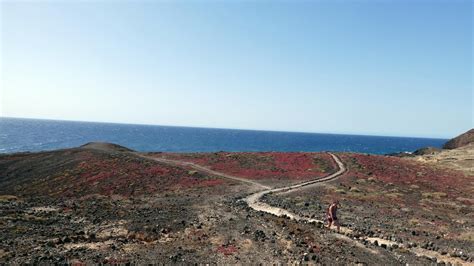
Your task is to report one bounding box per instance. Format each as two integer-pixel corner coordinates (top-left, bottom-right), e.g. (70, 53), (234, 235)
(0, 117), (447, 155)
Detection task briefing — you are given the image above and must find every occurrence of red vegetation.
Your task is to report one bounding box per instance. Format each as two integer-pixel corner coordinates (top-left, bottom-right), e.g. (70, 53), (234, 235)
(65, 153), (227, 196)
(0, 149), (227, 198)
(339, 153), (471, 198)
(155, 152), (336, 181)
(217, 244), (238, 255)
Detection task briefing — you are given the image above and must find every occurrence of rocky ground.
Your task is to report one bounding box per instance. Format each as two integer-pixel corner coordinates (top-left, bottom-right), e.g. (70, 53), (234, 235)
(262, 152), (474, 264)
(0, 142), (473, 264)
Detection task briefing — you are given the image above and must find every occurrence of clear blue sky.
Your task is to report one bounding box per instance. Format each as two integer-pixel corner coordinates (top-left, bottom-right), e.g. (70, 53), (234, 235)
(1, 1), (472, 138)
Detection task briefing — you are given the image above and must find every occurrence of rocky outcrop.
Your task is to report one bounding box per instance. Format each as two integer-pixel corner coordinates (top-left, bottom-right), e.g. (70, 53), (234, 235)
(80, 142), (134, 152)
(443, 129), (474, 149)
(413, 147), (442, 155)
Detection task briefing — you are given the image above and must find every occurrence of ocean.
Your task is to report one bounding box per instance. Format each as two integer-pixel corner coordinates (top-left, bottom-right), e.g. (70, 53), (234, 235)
(0, 117), (447, 155)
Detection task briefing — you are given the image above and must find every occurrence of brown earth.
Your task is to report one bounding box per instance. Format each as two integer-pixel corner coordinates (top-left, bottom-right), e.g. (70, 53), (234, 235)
(443, 129), (474, 149)
(0, 143), (472, 264)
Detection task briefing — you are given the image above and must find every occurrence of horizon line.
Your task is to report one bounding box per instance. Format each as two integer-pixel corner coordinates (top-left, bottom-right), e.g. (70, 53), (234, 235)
(1, 115), (450, 140)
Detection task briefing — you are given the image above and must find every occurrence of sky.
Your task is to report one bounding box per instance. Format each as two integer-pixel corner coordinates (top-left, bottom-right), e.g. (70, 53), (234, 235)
(0, 0), (472, 139)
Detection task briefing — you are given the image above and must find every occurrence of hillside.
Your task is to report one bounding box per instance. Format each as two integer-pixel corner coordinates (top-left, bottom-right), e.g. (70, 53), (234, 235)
(0, 143), (227, 197)
(0, 143), (472, 264)
(443, 129), (474, 149)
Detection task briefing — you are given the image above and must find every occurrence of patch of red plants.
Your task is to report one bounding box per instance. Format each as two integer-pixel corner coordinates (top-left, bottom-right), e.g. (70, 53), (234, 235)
(5, 150), (227, 198)
(155, 152), (336, 181)
(217, 244), (238, 255)
(339, 153), (471, 198)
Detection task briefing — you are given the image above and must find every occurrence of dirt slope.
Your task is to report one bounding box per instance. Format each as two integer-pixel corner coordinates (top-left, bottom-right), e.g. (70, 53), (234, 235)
(443, 129), (474, 149)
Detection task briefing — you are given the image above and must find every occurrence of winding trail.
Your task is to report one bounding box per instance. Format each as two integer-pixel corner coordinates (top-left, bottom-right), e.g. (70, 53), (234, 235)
(244, 153), (346, 219)
(140, 152), (470, 265)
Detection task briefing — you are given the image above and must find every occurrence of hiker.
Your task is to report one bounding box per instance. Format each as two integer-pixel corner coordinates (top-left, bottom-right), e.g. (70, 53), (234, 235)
(326, 200), (340, 232)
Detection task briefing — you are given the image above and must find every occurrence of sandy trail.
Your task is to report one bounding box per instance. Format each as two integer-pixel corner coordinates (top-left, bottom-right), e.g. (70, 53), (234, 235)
(243, 153), (345, 218)
(139, 152), (469, 265)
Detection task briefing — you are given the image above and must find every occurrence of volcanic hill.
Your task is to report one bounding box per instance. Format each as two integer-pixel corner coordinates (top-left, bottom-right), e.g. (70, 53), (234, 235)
(443, 129), (474, 149)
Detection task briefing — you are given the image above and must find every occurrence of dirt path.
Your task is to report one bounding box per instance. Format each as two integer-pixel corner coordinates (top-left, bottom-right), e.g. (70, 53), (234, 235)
(244, 153), (345, 218)
(136, 154), (270, 189)
(139, 152), (469, 265)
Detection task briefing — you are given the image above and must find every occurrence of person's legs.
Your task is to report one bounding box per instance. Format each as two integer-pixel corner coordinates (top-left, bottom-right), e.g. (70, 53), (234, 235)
(333, 220), (340, 233)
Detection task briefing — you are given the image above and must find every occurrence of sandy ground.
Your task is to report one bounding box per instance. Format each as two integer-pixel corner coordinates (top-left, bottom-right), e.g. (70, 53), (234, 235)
(412, 143), (474, 175)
